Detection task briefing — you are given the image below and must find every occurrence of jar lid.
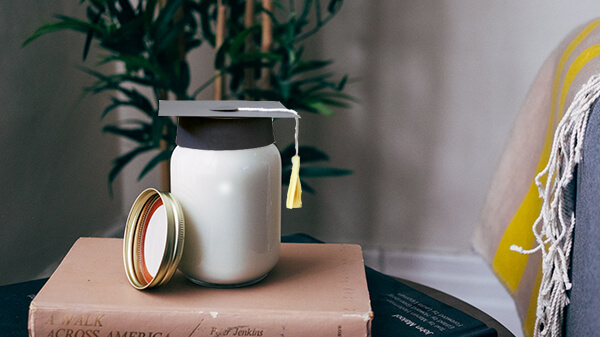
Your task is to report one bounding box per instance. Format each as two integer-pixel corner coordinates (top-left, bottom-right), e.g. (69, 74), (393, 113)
(123, 188), (185, 290)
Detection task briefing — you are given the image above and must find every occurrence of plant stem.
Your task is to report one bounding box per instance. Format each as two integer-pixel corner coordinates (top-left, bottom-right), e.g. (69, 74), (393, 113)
(214, 0), (227, 100)
(260, 0), (273, 90)
(244, 0), (255, 98)
(175, 7), (187, 100)
(158, 0), (172, 191)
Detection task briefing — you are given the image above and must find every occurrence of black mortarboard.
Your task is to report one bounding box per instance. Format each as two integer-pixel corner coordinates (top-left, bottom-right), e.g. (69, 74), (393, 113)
(159, 100), (302, 208)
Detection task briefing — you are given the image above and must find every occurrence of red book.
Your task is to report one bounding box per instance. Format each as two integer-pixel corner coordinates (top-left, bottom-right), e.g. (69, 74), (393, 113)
(29, 238), (372, 337)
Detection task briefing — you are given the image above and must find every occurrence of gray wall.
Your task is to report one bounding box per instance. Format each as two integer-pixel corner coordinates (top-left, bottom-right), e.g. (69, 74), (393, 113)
(0, 2), (123, 285)
(2, 1), (600, 285)
(279, 1), (600, 252)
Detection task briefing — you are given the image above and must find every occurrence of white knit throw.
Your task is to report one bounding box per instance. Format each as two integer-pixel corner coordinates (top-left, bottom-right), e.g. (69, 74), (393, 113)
(510, 74), (600, 337)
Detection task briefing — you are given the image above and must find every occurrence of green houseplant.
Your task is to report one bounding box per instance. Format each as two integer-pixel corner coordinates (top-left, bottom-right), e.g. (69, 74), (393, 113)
(25, 0), (353, 193)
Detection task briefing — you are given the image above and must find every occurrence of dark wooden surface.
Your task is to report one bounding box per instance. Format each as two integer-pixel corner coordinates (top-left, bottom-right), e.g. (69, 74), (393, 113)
(0, 277), (516, 337)
(2, 233), (516, 336)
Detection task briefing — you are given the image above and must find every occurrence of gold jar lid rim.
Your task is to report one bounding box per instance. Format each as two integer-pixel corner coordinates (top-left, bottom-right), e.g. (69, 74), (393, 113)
(123, 188), (185, 290)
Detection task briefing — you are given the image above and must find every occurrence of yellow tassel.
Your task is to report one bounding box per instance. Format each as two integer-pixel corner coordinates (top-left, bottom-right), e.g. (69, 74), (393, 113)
(286, 155), (302, 209)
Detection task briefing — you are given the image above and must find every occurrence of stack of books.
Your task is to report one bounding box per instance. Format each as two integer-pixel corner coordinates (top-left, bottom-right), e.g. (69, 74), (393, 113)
(28, 237), (498, 336)
(29, 238), (372, 337)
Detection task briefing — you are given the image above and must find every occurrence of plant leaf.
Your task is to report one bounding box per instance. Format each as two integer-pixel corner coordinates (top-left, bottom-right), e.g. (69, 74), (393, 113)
(173, 60), (191, 98)
(79, 66), (168, 91)
(118, 0), (136, 22)
(229, 25), (260, 57)
(302, 181), (315, 194)
(103, 123), (152, 143)
(337, 74), (348, 90)
(83, 6), (103, 61)
(23, 18), (104, 47)
(99, 54), (167, 78)
(299, 166), (352, 177)
(281, 144), (329, 168)
(101, 99), (136, 119)
(306, 91), (356, 101)
(192, 73), (218, 98)
(100, 88), (156, 119)
(291, 59), (332, 75)
(138, 149), (173, 180)
(192, 1), (216, 46)
(214, 40), (230, 70)
(316, 97), (353, 109)
(144, 0), (159, 29)
(304, 101), (333, 115)
(244, 88), (281, 101)
(108, 144), (155, 186)
(291, 72), (334, 86)
(237, 52), (283, 63)
(327, 0), (343, 14)
(153, 19), (187, 53)
(152, 0), (184, 38)
(296, 0), (313, 30)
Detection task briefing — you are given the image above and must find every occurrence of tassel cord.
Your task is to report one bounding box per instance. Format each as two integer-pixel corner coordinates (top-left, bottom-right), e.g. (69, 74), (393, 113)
(236, 107), (303, 209)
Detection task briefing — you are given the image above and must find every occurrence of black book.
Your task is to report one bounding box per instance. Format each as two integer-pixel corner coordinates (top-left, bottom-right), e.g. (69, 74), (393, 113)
(366, 267), (497, 336)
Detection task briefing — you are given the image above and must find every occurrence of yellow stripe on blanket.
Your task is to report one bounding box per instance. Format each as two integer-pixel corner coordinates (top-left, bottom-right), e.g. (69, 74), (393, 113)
(490, 18), (600, 337)
(491, 19), (600, 294)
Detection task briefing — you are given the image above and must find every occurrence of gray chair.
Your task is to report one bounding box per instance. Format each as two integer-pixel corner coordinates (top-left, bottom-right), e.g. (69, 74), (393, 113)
(564, 97), (600, 336)
(474, 19), (600, 337)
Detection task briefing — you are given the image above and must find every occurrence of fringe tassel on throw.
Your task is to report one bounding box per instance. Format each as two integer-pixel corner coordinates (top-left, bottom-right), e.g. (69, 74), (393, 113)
(510, 74), (600, 337)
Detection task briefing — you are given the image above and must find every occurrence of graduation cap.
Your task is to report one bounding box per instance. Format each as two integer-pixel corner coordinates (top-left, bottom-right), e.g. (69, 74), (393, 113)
(159, 100), (302, 209)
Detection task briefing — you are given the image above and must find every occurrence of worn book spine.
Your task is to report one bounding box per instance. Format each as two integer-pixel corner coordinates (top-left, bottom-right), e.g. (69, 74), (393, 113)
(29, 306), (371, 337)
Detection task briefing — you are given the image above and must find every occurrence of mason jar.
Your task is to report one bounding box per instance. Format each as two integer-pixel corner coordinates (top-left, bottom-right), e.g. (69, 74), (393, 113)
(170, 116), (281, 287)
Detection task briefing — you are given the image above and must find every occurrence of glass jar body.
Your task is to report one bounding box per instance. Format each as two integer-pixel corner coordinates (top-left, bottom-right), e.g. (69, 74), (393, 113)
(170, 144), (281, 287)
